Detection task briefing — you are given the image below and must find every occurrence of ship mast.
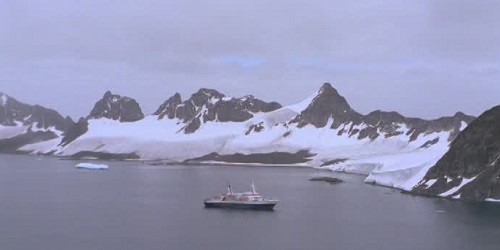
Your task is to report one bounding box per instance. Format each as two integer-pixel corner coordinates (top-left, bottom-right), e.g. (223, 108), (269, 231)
(2, 101), (7, 123)
(251, 182), (257, 194)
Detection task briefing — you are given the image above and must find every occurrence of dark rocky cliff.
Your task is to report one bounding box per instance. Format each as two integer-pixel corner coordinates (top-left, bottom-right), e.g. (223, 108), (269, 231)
(413, 106), (500, 201)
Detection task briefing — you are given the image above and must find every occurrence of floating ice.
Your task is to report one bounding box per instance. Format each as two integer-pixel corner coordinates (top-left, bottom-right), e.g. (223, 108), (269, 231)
(75, 162), (109, 170)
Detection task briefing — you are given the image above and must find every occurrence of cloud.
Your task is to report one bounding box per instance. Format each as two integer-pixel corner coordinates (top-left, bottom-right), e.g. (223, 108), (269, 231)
(1, 0), (499, 119)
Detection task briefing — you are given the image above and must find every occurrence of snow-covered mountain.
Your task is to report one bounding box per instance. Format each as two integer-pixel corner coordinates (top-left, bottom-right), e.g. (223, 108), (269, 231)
(413, 106), (500, 201)
(57, 89), (284, 159)
(2, 83), (479, 198)
(0, 92), (73, 153)
(256, 83), (472, 144)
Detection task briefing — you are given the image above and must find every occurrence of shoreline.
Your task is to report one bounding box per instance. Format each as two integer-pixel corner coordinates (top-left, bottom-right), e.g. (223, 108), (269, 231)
(2, 151), (499, 204)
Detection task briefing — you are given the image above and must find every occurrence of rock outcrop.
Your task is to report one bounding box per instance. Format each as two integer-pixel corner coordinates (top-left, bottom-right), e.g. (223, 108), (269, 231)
(88, 91), (144, 122)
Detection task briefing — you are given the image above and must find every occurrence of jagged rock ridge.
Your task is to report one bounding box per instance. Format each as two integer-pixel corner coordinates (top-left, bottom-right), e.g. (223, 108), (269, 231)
(154, 88), (282, 133)
(0, 92), (72, 131)
(0, 92), (73, 152)
(288, 83), (475, 143)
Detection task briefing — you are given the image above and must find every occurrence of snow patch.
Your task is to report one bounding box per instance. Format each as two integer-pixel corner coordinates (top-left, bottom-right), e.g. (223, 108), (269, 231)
(485, 198), (500, 203)
(0, 94), (7, 106)
(491, 154), (500, 166)
(440, 177), (476, 197)
(460, 121), (468, 131)
(425, 179), (437, 187)
(209, 97), (220, 105)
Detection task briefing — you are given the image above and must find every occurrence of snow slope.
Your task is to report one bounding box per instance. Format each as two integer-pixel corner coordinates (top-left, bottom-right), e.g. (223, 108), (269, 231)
(18, 138), (61, 155)
(57, 116), (245, 161)
(0, 125), (29, 140)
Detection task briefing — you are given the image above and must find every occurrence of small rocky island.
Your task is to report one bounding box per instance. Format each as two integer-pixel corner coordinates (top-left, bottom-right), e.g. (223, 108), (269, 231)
(309, 176), (343, 184)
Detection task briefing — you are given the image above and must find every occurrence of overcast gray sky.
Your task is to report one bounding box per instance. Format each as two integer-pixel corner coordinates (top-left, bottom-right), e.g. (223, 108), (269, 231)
(1, 0), (499, 119)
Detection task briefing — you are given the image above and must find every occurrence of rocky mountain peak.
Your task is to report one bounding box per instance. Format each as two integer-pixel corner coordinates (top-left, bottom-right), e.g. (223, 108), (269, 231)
(452, 111), (472, 121)
(292, 83), (361, 128)
(88, 91), (144, 122)
(317, 82), (336, 95)
(314, 83), (352, 108)
(103, 90), (113, 98)
(190, 88), (225, 107)
(171, 92), (182, 101)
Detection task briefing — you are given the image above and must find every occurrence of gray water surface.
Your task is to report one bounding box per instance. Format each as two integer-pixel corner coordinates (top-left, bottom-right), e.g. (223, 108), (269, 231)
(1, 154), (500, 250)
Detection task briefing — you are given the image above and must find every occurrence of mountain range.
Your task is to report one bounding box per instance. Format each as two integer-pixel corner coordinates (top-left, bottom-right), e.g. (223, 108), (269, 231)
(1, 83), (498, 202)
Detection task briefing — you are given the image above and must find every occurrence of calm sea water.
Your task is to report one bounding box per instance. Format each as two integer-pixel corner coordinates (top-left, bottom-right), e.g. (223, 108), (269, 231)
(1, 154), (500, 250)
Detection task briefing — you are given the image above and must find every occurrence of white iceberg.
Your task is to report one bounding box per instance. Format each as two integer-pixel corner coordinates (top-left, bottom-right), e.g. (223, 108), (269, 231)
(75, 162), (109, 170)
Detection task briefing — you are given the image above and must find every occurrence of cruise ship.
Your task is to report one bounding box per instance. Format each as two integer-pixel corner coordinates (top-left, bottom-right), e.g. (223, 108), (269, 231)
(203, 183), (279, 210)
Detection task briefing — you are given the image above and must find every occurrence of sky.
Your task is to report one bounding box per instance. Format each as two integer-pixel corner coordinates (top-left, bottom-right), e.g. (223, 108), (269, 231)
(1, 0), (499, 120)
